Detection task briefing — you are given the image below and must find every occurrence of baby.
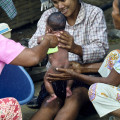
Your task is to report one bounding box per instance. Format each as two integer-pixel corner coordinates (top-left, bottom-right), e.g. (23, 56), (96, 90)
(38, 12), (73, 102)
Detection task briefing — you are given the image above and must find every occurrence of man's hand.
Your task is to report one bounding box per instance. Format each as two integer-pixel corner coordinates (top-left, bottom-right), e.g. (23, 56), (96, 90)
(56, 31), (76, 53)
(56, 31), (83, 56)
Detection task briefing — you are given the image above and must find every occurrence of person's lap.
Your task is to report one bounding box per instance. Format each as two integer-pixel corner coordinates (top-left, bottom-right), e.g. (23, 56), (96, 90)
(37, 80), (89, 107)
(31, 86), (94, 120)
(54, 87), (90, 120)
(31, 96), (63, 120)
(30, 73), (100, 120)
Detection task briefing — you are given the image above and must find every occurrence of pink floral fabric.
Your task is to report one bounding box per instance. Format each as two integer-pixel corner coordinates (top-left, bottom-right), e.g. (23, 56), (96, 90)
(0, 97), (22, 120)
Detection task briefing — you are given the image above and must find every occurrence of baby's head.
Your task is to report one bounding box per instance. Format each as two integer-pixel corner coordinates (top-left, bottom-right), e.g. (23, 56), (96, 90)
(46, 12), (66, 32)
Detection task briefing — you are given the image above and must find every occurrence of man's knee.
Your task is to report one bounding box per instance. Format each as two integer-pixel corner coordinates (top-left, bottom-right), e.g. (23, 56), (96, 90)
(72, 87), (88, 102)
(41, 97), (63, 112)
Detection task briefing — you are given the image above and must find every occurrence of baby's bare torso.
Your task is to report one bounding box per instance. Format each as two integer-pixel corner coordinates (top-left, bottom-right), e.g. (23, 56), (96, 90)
(49, 43), (69, 72)
(44, 43), (69, 95)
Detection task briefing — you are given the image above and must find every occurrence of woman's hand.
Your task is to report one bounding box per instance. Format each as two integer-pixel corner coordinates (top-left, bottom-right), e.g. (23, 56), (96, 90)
(46, 61), (83, 82)
(57, 31), (76, 53)
(46, 68), (75, 82)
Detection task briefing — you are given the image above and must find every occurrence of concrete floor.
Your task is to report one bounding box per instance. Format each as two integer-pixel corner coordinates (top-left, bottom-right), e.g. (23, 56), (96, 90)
(21, 42), (120, 120)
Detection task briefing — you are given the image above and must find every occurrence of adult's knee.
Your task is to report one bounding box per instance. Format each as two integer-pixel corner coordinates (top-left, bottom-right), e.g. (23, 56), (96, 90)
(88, 83), (106, 102)
(72, 87), (88, 102)
(41, 97), (63, 113)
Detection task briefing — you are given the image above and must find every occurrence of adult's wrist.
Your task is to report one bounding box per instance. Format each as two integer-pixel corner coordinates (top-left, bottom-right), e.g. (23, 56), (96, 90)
(72, 44), (83, 57)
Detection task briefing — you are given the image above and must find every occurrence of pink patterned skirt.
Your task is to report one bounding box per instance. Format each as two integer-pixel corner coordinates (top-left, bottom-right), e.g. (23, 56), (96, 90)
(0, 97), (22, 120)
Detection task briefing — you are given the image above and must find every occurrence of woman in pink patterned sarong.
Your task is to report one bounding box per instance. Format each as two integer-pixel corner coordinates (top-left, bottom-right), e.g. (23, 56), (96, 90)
(0, 32), (58, 119)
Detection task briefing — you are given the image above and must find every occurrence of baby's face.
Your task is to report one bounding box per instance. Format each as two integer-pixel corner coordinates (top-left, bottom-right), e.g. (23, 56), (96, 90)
(112, 0), (120, 29)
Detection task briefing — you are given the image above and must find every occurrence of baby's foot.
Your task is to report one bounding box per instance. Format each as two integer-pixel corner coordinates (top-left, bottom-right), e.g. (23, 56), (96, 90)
(66, 87), (72, 97)
(47, 94), (57, 103)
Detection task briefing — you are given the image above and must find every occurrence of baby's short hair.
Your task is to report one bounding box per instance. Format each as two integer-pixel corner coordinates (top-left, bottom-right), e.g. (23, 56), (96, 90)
(47, 12), (66, 31)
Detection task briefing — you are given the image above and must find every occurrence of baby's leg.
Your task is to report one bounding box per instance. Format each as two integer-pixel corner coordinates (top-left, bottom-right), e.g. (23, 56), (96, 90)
(66, 80), (73, 97)
(44, 68), (57, 102)
(64, 61), (73, 97)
